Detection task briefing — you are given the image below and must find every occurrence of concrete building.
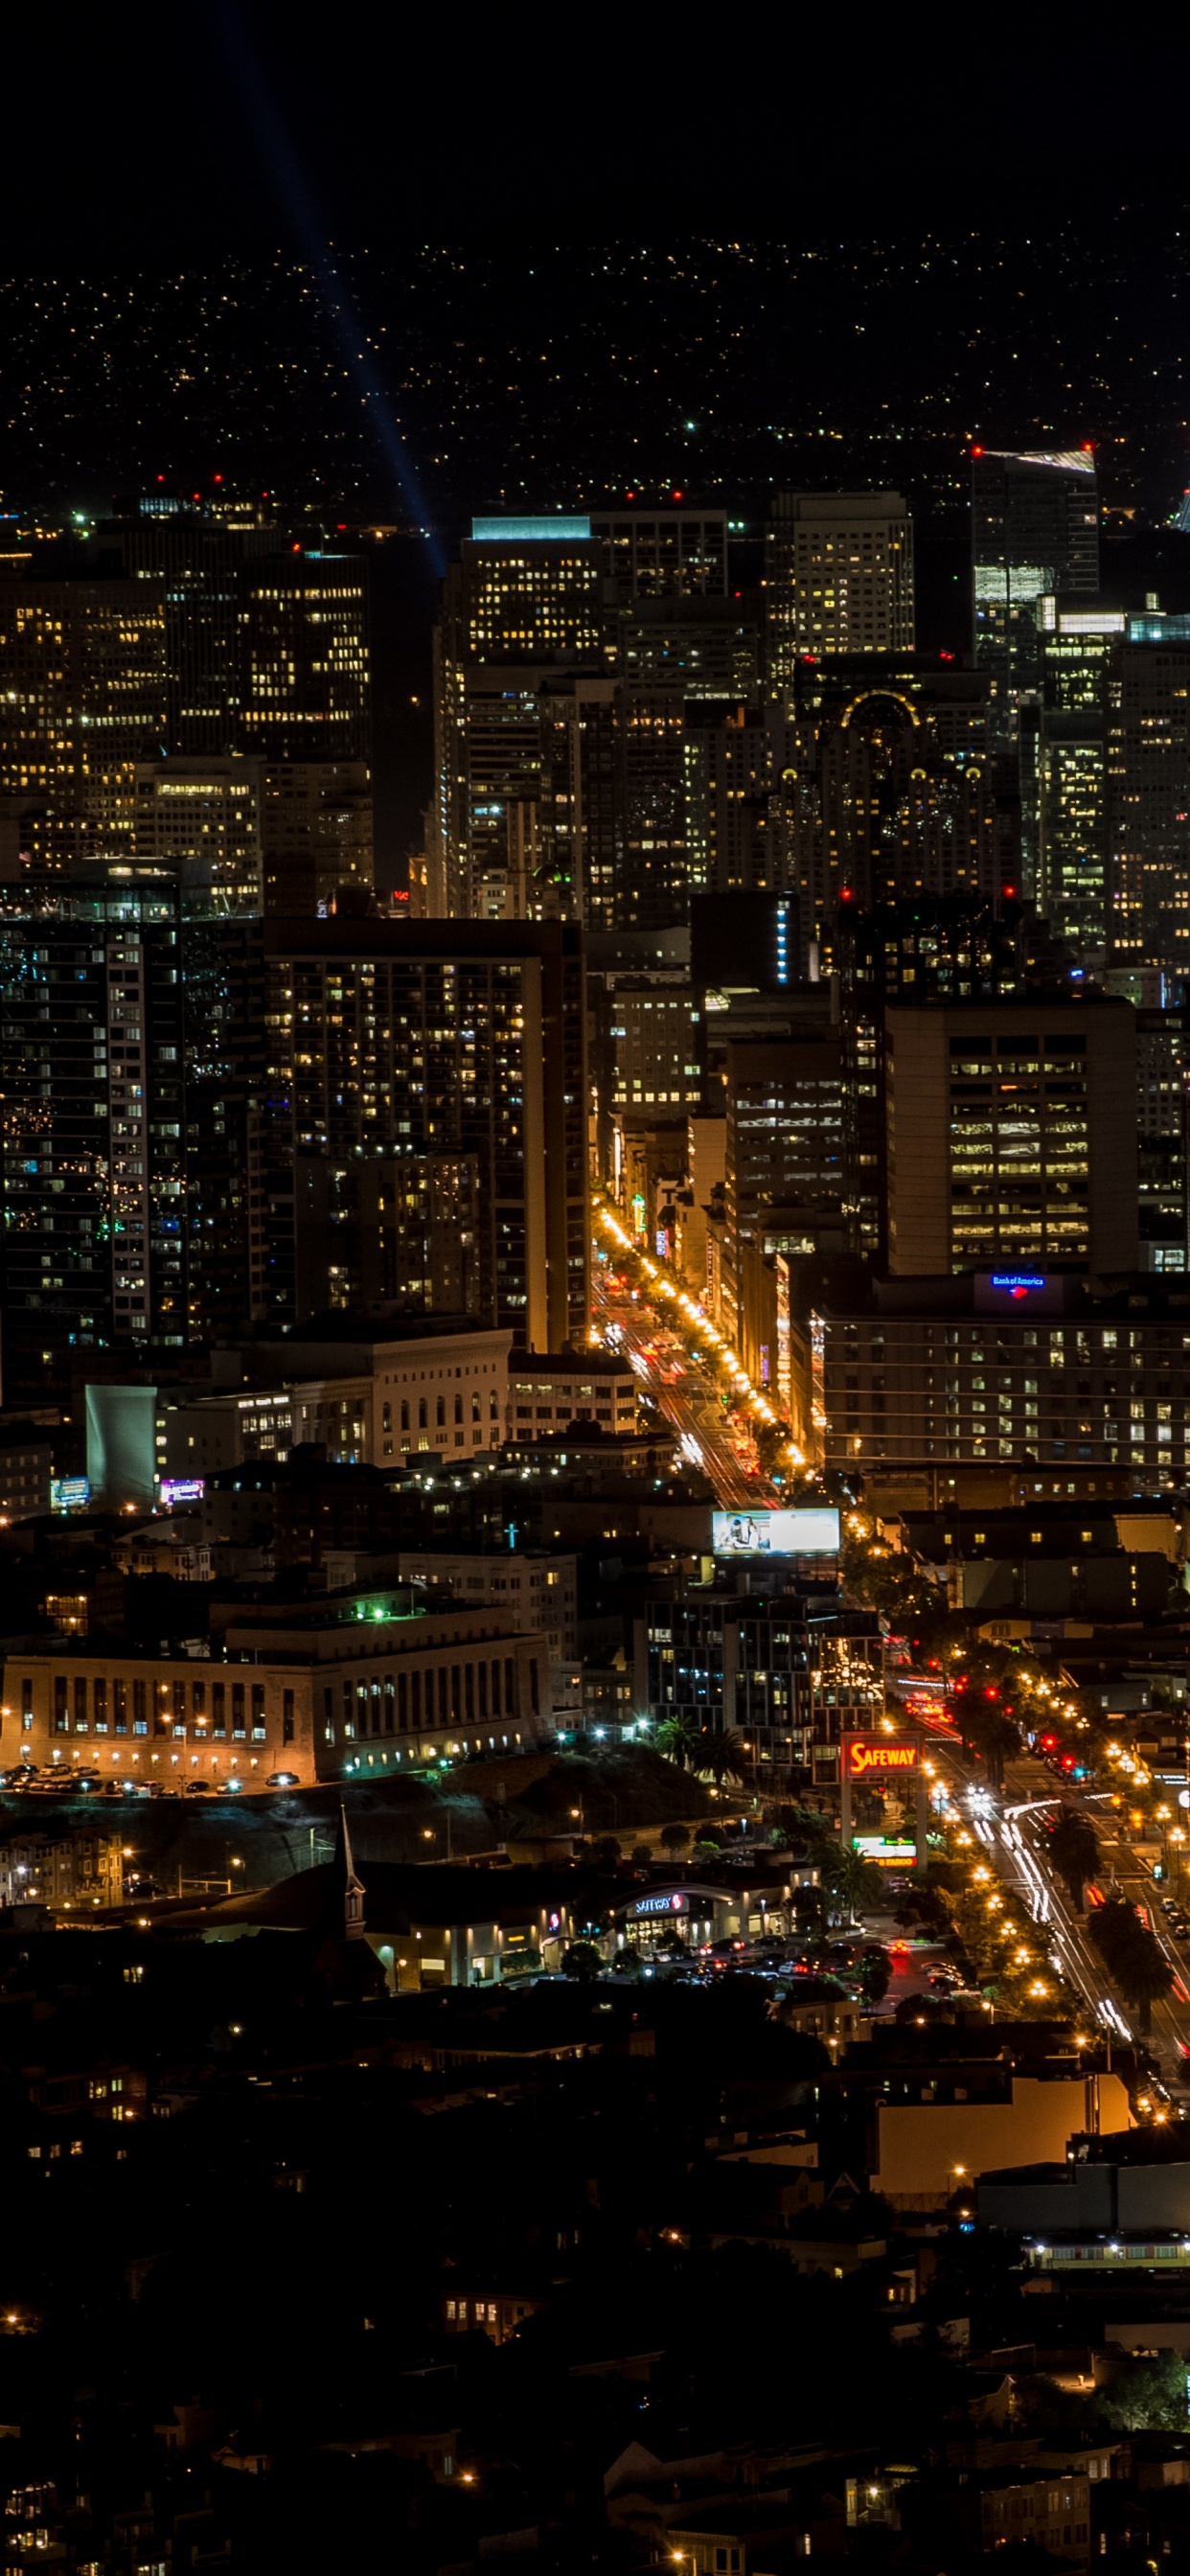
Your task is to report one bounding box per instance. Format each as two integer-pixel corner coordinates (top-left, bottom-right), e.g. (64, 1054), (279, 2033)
(157, 1322), (513, 1487)
(0, 1828), (125, 1911)
(766, 494), (914, 688)
(506, 1350), (637, 1444)
(396, 1550), (578, 1682)
(819, 1271), (1190, 1486)
(884, 1000), (1137, 1276)
(3, 1587), (551, 1787)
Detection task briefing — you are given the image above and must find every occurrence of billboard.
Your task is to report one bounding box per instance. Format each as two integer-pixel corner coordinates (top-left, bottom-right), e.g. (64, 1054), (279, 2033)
(712, 1507), (839, 1557)
(853, 1835), (917, 1867)
(844, 1736), (920, 1781)
(160, 1477), (205, 1508)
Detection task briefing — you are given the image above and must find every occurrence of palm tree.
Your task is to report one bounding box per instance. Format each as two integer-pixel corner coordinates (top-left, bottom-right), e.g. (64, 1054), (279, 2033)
(655, 1714), (702, 1770)
(697, 1729), (747, 1788)
(818, 1840), (885, 1925)
(1047, 1808), (1099, 1910)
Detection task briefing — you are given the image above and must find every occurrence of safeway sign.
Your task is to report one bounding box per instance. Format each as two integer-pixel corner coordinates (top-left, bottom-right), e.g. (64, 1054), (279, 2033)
(845, 1736), (920, 1781)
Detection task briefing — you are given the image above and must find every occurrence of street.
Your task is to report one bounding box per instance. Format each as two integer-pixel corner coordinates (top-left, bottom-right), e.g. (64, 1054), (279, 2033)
(924, 1718), (1190, 2080)
(592, 1261), (779, 1510)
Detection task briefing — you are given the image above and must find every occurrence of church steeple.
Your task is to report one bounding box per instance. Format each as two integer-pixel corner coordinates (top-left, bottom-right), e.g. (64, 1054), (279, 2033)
(332, 1801), (366, 1942)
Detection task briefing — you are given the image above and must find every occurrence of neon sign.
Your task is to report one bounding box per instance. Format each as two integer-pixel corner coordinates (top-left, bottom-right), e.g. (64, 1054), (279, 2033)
(845, 1737), (919, 1780)
(991, 1274), (1045, 1298)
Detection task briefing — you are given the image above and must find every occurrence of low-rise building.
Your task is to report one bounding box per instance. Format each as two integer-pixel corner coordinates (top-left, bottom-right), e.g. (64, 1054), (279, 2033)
(396, 1551), (578, 1679)
(2, 1589), (552, 1787)
(0, 1828), (124, 1911)
(506, 1350), (638, 1443)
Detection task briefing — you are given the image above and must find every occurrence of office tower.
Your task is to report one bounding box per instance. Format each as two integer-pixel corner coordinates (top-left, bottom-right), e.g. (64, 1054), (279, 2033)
(261, 917), (588, 1349)
(783, 656), (1015, 973)
(722, 1031), (849, 1341)
(884, 999), (1137, 1276)
(0, 577), (167, 870)
(765, 493), (914, 691)
(599, 981), (703, 1122)
(684, 704), (793, 896)
(834, 895), (1031, 1259)
(1135, 1005), (1190, 1274)
(260, 760), (374, 912)
(117, 513), (246, 757)
(972, 447), (1099, 749)
(434, 518), (606, 920)
(618, 597), (759, 699)
(181, 915), (268, 1341)
(0, 865), (187, 1385)
(588, 507), (728, 596)
(238, 550), (370, 762)
(1037, 595), (1123, 954)
(134, 756), (264, 912)
(690, 889), (798, 992)
(1106, 637), (1190, 993)
(820, 1273), (1190, 1486)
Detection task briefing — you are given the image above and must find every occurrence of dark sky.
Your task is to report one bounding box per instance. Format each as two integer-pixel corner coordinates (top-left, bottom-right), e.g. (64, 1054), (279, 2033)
(3, 10), (1179, 268)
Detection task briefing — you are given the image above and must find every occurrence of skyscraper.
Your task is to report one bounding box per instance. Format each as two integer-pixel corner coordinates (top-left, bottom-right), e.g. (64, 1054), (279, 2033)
(433, 517), (606, 919)
(260, 916), (589, 1349)
(1037, 595), (1124, 956)
(0, 577), (167, 871)
(765, 494), (914, 692)
(134, 756), (265, 912)
(884, 999), (1137, 1276)
(971, 448), (1099, 750)
(782, 656), (1014, 974)
(0, 864), (188, 1381)
(1106, 634), (1190, 995)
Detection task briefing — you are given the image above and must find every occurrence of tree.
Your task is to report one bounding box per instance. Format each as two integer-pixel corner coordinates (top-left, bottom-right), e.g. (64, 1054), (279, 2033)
(1047, 1808), (1099, 1910)
(561, 1940), (603, 1982)
(857, 1944), (892, 2003)
(1088, 1897), (1173, 2035)
(658, 1823), (689, 1857)
(698, 1729), (747, 1788)
(694, 1825), (725, 1853)
(655, 1714), (702, 1771)
(818, 1841), (885, 1925)
(589, 1835), (622, 1870)
(610, 1944), (644, 1980)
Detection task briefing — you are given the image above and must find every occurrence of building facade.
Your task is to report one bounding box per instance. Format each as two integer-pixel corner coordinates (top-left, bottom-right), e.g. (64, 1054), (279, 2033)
(884, 1000), (1137, 1276)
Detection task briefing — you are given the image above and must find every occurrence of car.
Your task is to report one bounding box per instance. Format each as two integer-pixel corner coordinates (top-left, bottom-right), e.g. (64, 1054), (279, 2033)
(183, 1780), (212, 1796)
(265, 1772), (300, 1789)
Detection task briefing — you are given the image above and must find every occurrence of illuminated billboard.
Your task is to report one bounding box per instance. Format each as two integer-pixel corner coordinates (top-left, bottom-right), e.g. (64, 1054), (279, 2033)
(844, 1736), (920, 1782)
(853, 1835), (917, 1867)
(160, 1477), (205, 1507)
(712, 1507), (840, 1557)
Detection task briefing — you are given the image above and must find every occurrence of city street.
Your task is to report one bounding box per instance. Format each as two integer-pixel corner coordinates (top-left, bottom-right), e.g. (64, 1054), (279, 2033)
(592, 1261), (779, 1511)
(925, 1721), (1190, 2079)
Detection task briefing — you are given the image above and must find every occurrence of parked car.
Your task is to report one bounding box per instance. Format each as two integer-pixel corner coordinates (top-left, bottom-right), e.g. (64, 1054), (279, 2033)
(265, 1772), (300, 1789)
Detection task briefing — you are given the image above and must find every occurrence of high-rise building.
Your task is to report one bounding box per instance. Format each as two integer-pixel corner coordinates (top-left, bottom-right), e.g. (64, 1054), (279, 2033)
(0, 865), (188, 1381)
(260, 916), (588, 1349)
(722, 1032), (849, 1340)
(1106, 635), (1190, 993)
(820, 1273), (1190, 1487)
(972, 448), (1099, 752)
(433, 518), (607, 921)
(238, 551), (370, 764)
(292, 1153), (482, 1320)
(588, 507), (727, 597)
(1036, 595), (1124, 955)
(765, 494), (914, 691)
(260, 760), (374, 914)
(884, 999), (1137, 1276)
(1135, 1005), (1190, 1274)
(0, 576), (167, 871)
(782, 656), (1015, 974)
(134, 756), (264, 912)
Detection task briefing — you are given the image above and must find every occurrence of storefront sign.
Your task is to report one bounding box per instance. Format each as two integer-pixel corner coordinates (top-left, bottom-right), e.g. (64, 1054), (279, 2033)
(845, 1736), (919, 1781)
